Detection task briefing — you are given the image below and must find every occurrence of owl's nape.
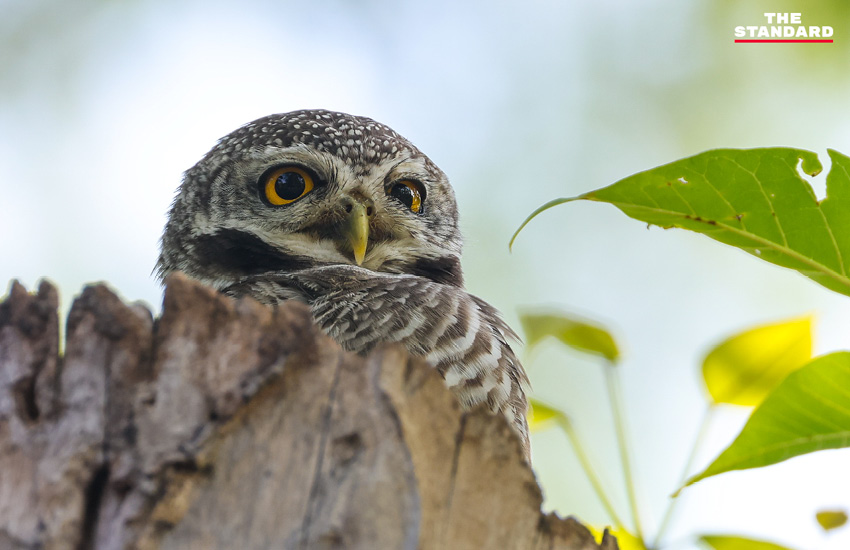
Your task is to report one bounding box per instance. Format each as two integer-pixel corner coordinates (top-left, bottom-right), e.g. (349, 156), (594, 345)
(157, 109), (531, 459)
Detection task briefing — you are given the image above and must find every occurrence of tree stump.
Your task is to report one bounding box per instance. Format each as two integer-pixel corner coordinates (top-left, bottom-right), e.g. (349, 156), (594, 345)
(0, 274), (617, 550)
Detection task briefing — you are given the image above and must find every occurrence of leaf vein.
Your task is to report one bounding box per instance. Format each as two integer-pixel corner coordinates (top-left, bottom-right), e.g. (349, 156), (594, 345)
(603, 202), (850, 294)
(729, 156), (789, 247)
(690, 165), (738, 219)
(713, 432), (850, 473)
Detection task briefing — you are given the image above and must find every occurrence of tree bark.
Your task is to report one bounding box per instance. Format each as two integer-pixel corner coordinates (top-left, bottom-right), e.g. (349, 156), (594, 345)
(0, 274), (617, 550)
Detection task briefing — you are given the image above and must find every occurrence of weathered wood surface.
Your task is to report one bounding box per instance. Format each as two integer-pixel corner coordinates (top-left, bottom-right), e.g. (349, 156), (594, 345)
(0, 274), (617, 550)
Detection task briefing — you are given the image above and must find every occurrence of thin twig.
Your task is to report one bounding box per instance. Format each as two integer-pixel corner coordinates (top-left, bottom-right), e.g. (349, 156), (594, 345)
(557, 415), (627, 530)
(604, 364), (646, 542)
(651, 405), (714, 549)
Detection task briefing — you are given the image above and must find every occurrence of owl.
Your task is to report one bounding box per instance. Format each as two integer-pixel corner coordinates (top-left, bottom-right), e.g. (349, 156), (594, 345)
(156, 110), (530, 458)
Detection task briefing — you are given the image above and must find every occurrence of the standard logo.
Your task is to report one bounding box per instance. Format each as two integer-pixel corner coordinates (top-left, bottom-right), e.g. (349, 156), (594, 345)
(734, 13), (834, 43)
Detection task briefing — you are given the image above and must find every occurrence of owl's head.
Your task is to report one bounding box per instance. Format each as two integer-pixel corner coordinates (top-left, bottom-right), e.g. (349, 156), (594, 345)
(157, 110), (464, 289)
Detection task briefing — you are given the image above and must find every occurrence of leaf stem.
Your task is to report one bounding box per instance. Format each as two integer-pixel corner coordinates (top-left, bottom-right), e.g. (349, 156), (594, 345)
(604, 364), (646, 542)
(557, 415), (626, 530)
(651, 405), (714, 549)
(509, 197), (580, 250)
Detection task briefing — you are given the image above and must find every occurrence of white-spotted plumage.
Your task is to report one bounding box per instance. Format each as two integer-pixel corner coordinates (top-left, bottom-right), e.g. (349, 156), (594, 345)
(157, 110), (531, 458)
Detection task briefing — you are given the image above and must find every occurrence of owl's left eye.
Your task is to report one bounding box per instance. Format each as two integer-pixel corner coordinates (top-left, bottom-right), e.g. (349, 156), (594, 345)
(261, 166), (315, 206)
(387, 180), (424, 214)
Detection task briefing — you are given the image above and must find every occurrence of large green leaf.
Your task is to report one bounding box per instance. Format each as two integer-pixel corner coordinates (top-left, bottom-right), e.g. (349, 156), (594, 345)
(699, 534), (796, 550)
(702, 316), (813, 407)
(519, 311), (620, 363)
(512, 149), (850, 297)
(685, 352), (850, 488)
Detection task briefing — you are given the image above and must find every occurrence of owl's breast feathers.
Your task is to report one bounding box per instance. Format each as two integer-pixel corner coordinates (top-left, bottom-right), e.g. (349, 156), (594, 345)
(223, 264), (530, 456)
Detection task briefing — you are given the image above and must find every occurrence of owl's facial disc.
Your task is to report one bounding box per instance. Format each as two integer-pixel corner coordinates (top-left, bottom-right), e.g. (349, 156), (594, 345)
(157, 110), (466, 289)
(254, 154), (436, 270)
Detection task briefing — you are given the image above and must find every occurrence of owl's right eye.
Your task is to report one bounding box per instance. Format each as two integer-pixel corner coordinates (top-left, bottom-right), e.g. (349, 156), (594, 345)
(261, 166), (315, 206)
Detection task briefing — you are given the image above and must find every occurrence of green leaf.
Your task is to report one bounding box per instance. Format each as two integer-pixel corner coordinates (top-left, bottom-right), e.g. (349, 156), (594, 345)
(702, 316), (813, 407)
(699, 534), (796, 550)
(512, 148), (850, 297)
(816, 509), (848, 531)
(685, 352), (850, 488)
(589, 526), (646, 550)
(527, 398), (564, 432)
(519, 311), (620, 363)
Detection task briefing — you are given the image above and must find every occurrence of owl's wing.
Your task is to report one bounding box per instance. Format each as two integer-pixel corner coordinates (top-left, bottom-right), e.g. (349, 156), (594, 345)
(224, 265), (530, 457)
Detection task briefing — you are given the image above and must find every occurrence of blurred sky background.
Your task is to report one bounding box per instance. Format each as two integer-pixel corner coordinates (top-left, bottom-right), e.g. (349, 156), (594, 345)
(2, 0), (849, 548)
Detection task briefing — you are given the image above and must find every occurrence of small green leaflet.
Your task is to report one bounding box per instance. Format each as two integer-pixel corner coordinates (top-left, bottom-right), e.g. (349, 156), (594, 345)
(685, 352), (850, 488)
(590, 527), (646, 550)
(527, 398), (564, 432)
(699, 534), (796, 550)
(511, 149), (850, 298)
(519, 312), (620, 363)
(815, 509), (848, 531)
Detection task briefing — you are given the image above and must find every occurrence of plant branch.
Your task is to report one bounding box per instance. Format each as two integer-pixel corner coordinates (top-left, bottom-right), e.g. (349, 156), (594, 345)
(604, 364), (645, 542)
(651, 405), (714, 549)
(557, 415), (626, 530)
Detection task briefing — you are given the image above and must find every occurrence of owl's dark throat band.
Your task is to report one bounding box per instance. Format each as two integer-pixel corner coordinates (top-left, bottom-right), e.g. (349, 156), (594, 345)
(190, 228), (463, 288)
(191, 229), (316, 276)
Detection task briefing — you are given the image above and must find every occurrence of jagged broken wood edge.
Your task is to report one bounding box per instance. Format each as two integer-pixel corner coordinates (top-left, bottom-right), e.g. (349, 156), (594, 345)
(0, 274), (618, 550)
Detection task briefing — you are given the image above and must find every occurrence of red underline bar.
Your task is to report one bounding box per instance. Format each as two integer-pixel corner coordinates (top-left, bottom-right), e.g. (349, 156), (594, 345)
(735, 39), (833, 43)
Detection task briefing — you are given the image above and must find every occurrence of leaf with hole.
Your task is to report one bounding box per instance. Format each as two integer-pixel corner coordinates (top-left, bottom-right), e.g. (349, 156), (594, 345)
(512, 148), (850, 297)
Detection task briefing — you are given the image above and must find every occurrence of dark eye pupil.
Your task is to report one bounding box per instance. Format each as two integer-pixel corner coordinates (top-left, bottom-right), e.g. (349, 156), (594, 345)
(275, 172), (305, 200)
(390, 184), (414, 208)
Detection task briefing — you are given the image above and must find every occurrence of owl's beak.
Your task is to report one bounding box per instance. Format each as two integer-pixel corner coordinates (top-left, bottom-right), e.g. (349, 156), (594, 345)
(342, 198), (371, 266)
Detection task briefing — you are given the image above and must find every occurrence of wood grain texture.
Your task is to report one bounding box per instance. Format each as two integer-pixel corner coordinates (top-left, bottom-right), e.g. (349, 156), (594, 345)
(0, 274), (617, 550)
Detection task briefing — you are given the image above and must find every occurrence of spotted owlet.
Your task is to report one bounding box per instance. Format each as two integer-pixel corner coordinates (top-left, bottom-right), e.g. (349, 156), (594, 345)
(156, 110), (530, 458)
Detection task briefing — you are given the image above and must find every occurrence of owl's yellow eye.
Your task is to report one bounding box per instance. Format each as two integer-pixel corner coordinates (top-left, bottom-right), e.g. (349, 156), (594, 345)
(262, 166), (314, 206)
(387, 180), (424, 213)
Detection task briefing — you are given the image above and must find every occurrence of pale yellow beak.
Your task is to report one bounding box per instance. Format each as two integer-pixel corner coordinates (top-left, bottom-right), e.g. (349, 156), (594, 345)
(343, 200), (370, 265)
